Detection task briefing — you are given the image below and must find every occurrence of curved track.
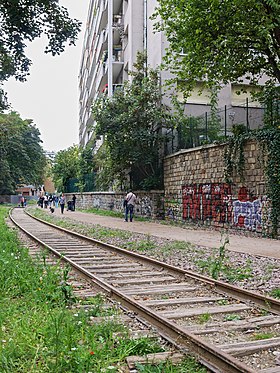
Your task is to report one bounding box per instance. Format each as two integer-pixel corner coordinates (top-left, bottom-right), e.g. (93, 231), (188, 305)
(10, 208), (280, 373)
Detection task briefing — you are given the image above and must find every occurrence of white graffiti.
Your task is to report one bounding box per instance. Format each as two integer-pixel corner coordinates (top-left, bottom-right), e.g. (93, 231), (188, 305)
(233, 199), (262, 231)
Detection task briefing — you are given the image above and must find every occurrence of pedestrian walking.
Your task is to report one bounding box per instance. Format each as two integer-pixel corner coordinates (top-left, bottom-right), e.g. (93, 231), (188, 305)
(48, 194), (53, 207)
(20, 196), (24, 208)
(38, 196), (44, 208)
(124, 190), (137, 222)
(44, 195), (48, 209)
(72, 194), (76, 211)
(54, 195), (59, 208)
(59, 194), (66, 214)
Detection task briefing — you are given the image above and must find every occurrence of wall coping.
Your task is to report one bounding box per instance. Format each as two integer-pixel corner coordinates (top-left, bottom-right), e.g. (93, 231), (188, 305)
(66, 191), (164, 196)
(164, 142), (227, 159)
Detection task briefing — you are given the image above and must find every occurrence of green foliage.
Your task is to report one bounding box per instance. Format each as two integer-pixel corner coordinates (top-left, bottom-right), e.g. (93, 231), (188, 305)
(154, 0), (280, 97)
(0, 111), (46, 194)
(224, 314), (241, 321)
(77, 145), (96, 192)
(52, 145), (80, 192)
(0, 0), (81, 110)
(125, 235), (157, 252)
(0, 208), (73, 305)
(269, 288), (280, 299)
(136, 356), (207, 372)
(195, 236), (253, 282)
(94, 142), (117, 191)
(224, 125), (250, 183)
(173, 91), (222, 150)
(0, 206), (167, 372)
(256, 126), (280, 237)
(84, 207), (124, 219)
(198, 313), (211, 324)
(92, 52), (175, 190)
(210, 235), (229, 280)
(251, 332), (275, 340)
(224, 87), (280, 237)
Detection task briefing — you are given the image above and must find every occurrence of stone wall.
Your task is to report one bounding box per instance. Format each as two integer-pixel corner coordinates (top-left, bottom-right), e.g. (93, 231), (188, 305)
(0, 195), (13, 204)
(65, 191), (165, 219)
(164, 140), (271, 234)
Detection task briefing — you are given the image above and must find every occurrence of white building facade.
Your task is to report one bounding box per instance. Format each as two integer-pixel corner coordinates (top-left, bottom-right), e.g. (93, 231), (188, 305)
(79, 0), (264, 150)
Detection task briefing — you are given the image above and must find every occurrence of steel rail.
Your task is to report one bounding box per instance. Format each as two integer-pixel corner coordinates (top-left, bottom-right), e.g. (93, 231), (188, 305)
(10, 208), (278, 372)
(23, 208), (280, 315)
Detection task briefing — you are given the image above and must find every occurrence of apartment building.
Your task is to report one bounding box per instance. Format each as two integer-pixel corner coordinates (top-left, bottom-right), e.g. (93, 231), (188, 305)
(79, 0), (264, 149)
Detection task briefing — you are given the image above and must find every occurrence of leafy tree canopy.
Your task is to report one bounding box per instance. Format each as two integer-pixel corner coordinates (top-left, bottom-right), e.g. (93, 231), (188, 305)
(0, 111), (46, 194)
(154, 0), (280, 94)
(52, 145), (80, 193)
(0, 0), (81, 109)
(92, 52), (175, 190)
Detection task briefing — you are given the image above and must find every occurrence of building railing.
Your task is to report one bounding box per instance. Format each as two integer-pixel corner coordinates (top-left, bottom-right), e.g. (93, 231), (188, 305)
(165, 99), (267, 155)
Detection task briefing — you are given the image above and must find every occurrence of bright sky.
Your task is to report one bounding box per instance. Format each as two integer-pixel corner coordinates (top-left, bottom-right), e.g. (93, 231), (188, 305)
(3, 0), (90, 153)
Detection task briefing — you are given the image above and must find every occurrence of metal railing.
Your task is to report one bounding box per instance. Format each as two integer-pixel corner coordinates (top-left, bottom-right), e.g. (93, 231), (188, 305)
(165, 99), (266, 155)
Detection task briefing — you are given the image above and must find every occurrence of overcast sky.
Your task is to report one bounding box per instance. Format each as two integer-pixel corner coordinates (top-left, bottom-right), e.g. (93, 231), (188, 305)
(3, 0), (90, 153)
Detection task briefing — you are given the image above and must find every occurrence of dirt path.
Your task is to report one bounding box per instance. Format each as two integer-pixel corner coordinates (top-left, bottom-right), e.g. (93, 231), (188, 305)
(49, 208), (280, 259)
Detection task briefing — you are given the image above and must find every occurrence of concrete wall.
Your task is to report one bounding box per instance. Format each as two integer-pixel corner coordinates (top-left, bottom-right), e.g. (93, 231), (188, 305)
(163, 140), (273, 235)
(65, 191), (165, 219)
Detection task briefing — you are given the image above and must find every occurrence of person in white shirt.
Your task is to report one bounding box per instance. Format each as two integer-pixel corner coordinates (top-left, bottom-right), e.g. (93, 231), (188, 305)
(59, 194), (66, 214)
(124, 190), (137, 222)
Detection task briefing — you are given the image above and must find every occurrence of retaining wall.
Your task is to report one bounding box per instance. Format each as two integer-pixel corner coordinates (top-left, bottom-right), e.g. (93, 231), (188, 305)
(65, 191), (165, 219)
(163, 140), (273, 235)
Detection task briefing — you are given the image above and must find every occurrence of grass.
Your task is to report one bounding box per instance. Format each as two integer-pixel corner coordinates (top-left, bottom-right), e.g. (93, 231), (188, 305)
(0, 206), (171, 372)
(251, 332), (275, 340)
(125, 234), (157, 251)
(81, 207), (151, 222)
(223, 314), (241, 321)
(194, 235), (252, 282)
(30, 207), (132, 241)
(3, 206), (206, 373)
(269, 288), (280, 299)
(82, 207), (124, 218)
(197, 313), (211, 324)
(159, 240), (194, 255)
(135, 356), (207, 372)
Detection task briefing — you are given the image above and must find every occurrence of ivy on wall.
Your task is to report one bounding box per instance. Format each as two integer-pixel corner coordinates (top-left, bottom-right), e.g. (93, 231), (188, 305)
(224, 87), (280, 238)
(255, 128), (280, 237)
(224, 124), (249, 184)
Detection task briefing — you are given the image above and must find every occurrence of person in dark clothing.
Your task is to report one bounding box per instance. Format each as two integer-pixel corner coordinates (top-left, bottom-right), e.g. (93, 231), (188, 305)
(72, 194), (76, 211)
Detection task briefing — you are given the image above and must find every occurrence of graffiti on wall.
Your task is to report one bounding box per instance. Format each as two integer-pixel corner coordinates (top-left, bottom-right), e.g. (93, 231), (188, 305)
(139, 196), (152, 217)
(182, 183), (232, 225)
(232, 187), (270, 233)
(181, 184), (270, 232)
(166, 200), (181, 221)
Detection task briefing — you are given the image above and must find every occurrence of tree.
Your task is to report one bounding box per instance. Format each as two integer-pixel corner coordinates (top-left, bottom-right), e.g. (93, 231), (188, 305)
(0, 0), (81, 110)
(0, 111), (46, 194)
(92, 52), (175, 190)
(154, 0), (280, 94)
(77, 144), (95, 192)
(52, 145), (80, 192)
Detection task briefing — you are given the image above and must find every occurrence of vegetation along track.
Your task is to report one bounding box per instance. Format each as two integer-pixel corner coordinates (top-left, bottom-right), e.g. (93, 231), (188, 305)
(10, 207), (280, 373)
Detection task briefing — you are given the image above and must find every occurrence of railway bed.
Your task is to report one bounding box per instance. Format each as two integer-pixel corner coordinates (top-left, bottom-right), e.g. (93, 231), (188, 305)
(10, 207), (280, 372)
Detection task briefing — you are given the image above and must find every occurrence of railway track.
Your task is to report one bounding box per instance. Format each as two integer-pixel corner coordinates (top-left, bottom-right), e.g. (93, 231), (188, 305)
(10, 207), (280, 373)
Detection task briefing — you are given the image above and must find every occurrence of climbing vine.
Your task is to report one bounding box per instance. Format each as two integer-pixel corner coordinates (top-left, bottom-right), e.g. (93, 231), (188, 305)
(224, 87), (280, 238)
(224, 124), (250, 184)
(255, 128), (280, 238)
